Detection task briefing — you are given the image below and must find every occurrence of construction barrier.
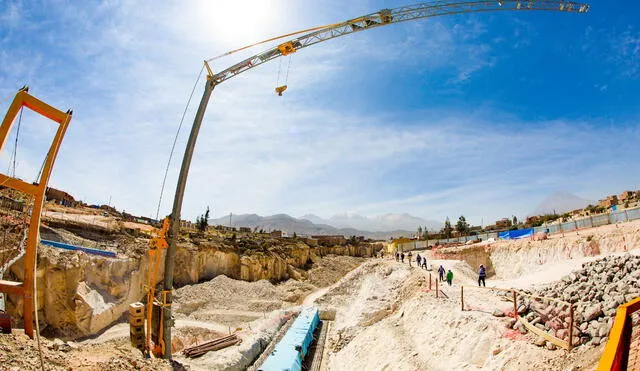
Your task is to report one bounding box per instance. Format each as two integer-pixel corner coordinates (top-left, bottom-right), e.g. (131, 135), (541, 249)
(460, 285), (574, 350)
(433, 205), (640, 245)
(259, 307), (320, 371)
(598, 296), (640, 370)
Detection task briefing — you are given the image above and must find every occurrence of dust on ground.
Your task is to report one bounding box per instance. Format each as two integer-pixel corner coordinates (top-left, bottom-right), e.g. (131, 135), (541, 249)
(0, 330), (176, 370)
(314, 258), (605, 371)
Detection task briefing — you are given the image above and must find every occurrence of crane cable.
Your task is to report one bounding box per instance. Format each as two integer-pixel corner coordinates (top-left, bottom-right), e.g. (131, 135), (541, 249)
(205, 21), (343, 63)
(7, 107), (23, 177)
(285, 55), (292, 84)
(155, 64), (205, 221)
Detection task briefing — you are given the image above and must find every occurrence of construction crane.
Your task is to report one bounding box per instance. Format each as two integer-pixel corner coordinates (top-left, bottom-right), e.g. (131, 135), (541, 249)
(156, 0), (590, 359)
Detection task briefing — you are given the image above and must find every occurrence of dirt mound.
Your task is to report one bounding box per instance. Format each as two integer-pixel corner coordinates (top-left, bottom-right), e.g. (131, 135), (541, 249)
(307, 255), (365, 287)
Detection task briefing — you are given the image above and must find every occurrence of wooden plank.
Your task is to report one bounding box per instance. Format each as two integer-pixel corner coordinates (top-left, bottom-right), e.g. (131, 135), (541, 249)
(518, 317), (570, 350)
(0, 280), (24, 295)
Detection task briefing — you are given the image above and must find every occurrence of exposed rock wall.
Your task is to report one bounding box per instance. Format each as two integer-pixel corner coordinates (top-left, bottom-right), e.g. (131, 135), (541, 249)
(6, 247), (153, 338)
(5, 238), (376, 337)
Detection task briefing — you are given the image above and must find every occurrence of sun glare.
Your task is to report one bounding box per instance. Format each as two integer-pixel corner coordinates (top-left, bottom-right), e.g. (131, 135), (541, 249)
(192, 0), (282, 50)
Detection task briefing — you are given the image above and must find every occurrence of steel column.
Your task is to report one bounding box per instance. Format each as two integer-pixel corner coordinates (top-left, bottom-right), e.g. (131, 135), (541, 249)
(162, 76), (216, 359)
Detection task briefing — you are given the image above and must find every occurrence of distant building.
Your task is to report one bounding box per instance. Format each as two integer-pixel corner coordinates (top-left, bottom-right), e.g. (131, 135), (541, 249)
(45, 187), (76, 207)
(181, 220), (195, 229)
(620, 191), (635, 201)
(239, 227), (252, 233)
(311, 235), (347, 246)
(526, 216), (541, 225)
(216, 225), (236, 232)
(598, 195), (618, 208)
(270, 230), (289, 238)
(495, 218), (512, 229)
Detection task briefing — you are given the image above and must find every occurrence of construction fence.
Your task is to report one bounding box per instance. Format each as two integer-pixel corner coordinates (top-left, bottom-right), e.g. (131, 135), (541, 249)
(460, 285), (576, 350)
(431, 205), (640, 245)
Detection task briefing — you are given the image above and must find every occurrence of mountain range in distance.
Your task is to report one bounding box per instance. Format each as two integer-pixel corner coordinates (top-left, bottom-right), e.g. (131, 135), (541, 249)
(209, 212), (442, 240)
(207, 192), (598, 240)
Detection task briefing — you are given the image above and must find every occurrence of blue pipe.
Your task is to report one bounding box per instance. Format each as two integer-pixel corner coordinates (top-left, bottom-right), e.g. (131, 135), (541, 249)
(40, 239), (117, 258)
(259, 307), (320, 371)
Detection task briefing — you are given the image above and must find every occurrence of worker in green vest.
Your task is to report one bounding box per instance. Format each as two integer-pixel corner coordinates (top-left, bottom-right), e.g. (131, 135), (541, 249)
(446, 269), (453, 286)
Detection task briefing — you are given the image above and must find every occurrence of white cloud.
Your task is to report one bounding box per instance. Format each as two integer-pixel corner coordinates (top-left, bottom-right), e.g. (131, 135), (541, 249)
(1, 1), (639, 229)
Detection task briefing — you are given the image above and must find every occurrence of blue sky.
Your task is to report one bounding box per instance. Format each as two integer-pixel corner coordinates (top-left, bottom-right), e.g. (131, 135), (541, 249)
(0, 0), (639, 227)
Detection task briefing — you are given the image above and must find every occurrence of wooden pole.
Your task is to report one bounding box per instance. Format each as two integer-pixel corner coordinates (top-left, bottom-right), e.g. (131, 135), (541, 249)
(568, 304), (574, 349)
(429, 273), (432, 290)
(513, 290), (518, 318)
(461, 286), (464, 311)
(436, 278), (439, 298)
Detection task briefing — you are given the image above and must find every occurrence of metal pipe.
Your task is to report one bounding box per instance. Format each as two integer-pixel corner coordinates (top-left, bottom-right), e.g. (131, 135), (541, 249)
(162, 76), (216, 359)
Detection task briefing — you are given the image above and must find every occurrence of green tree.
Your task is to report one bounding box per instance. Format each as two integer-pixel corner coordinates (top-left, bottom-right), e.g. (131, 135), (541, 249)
(455, 215), (469, 236)
(417, 226), (423, 239)
(196, 206), (210, 232)
(443, 217), (453, 238)
(512, 215), (518, 226)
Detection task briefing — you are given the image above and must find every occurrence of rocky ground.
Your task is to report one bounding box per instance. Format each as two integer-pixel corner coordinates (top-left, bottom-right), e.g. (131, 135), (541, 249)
(0, 330), (176, 370)
(522, 253), (640, 347)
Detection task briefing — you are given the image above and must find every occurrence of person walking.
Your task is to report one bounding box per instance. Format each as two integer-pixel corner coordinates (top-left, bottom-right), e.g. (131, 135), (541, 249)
(407, 251), (413, 267)
(438, 265), (445, 282)
(416, 254), (421, 267)
(381, 250), (384, 259)
(478, 264), (486, 287)
(395, 252), (399, 262)
(400, 252), (405, 263)
(421, 257), (427, 270)
(446, 269), (453, 286)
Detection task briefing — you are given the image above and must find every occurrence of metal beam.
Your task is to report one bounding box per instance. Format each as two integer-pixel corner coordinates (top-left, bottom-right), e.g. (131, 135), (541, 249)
(208, 1), (589, 85)
(162, 76), (216, 359)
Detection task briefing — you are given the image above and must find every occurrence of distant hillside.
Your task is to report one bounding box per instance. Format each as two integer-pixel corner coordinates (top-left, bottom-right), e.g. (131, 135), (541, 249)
(209, 213), (423, 240)
(301, 212), (442, 232)
(533, 191), (595, 216)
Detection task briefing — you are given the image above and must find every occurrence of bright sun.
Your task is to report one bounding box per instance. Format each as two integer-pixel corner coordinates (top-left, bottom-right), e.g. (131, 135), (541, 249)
(191, 0), (282, 50)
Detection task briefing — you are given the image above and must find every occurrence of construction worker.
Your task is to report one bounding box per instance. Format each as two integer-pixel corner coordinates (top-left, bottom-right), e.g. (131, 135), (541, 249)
(446, 269), (453, 286)
(407, 251), (412, 267)
(438, 265), (445, 282)
(478, 264), (486, 287)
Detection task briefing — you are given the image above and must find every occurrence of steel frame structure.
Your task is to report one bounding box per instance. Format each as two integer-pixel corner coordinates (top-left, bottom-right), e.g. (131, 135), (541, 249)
(161, 0), (590, 358)
(0, 87), (72, 338)
(208, 1), (589, 85)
